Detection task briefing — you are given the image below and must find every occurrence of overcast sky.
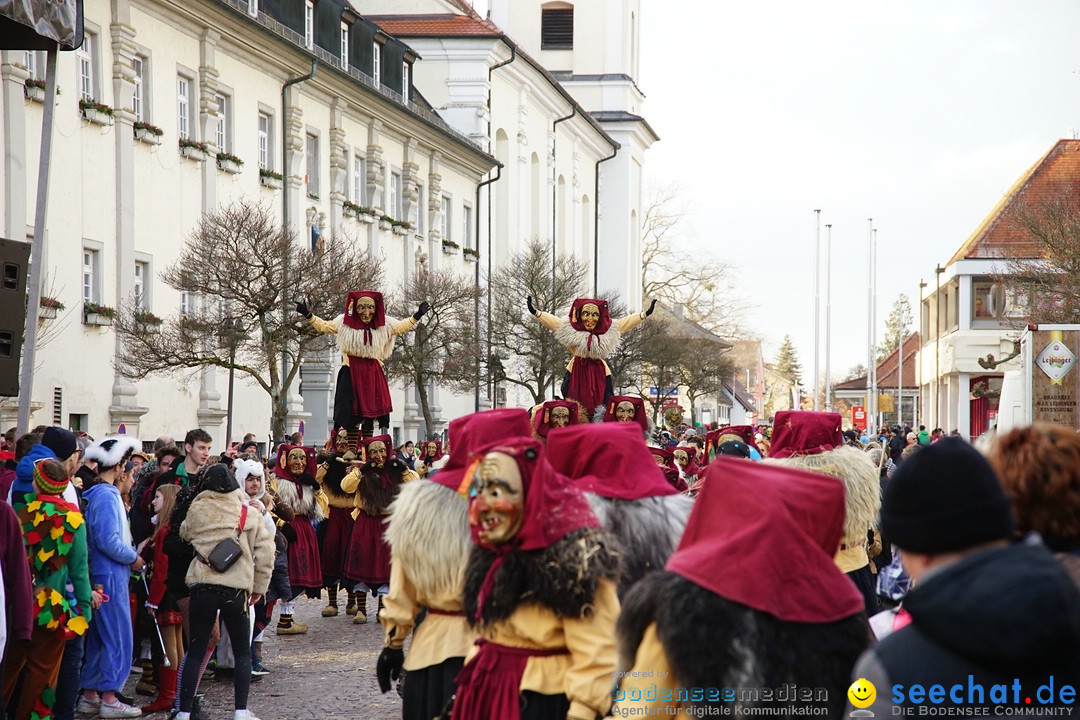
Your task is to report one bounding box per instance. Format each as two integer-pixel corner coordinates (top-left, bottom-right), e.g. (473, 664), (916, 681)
(636, 1), (1080, 381)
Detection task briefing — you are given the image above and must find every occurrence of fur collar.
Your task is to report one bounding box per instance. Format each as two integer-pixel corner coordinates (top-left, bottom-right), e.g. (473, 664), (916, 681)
(386, 479), (471, 600)
(335, 314), (399, 360)
(464, 527), (621, 626)
(617, 572), (869, 714)
(320, 457), (353, 498)
(553, 320), (622, 360)
(356, 460), (407, 515)
(275, 476), (325, 521)
(585, 493), (693, 598)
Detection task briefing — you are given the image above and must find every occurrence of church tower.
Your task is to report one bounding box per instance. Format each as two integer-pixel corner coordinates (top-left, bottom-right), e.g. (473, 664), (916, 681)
(489, 0), (657, 309)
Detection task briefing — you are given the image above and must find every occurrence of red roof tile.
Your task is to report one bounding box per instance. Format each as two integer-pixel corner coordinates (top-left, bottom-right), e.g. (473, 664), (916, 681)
(368, 14), (502, 38)
(949, 139), (1080, 265)
(833, 332), (920, 391)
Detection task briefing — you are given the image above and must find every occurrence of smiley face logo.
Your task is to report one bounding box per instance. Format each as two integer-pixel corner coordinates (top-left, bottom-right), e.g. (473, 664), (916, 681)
(848, 678), (876, 709)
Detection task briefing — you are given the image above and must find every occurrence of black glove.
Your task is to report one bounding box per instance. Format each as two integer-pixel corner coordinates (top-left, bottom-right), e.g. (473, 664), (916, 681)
(376, 647), (405, 693)
(278, 522), (297, 544)
(645, 299), (657, 317)
(526, 295), (537, 316)
(295, 300), (312, 319)
(412, 302), (431, 321)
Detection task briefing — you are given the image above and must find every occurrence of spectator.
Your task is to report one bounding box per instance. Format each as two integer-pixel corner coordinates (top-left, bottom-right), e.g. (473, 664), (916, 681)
(141, 484), (181, 713)
(79, 436), (144, 718)
(2, 459), (93, 720)
(175, 464), (274, 720)
(7, 428), (78, 508)
(916, 425), (930, 446)
(847, 438), (1080, 715)
(0, 494), (33, 711)
(395, 440), (416, 470)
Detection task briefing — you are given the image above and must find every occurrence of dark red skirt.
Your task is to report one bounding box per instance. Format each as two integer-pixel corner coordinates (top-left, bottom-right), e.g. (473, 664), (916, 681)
(453, 640), (569, 720)
(343, 511), (391, 587)
(321, 505), (354, 582)
(287, 517), (323, 590)
(567, 357), (607, 413)
(347, 356), (394, 419)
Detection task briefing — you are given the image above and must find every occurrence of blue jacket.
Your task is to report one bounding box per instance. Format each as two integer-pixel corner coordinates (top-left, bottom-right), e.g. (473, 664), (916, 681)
(83, 483), (138, 574)
(9, 443), (57, 507)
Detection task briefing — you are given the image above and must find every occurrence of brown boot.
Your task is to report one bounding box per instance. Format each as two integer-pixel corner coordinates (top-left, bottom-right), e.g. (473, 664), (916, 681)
(322, 583), (339, 617)
(135, 658), (157, 696)
(345, 590), (358, 616)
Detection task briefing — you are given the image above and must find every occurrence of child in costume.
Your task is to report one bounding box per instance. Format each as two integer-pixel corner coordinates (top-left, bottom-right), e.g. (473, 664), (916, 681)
(297, 292), (429, 438)
(453, 439), (620, 720)
(527, 296), (656, 418)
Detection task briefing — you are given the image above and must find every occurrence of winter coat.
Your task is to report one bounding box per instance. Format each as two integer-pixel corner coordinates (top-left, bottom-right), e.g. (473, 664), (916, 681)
(848, 542), (1080, 716)
(181, 488), (274, 596)
(1, 498), (33, 654)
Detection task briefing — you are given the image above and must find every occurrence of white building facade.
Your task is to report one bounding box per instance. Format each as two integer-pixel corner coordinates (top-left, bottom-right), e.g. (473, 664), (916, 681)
(1, 0), (495, 447)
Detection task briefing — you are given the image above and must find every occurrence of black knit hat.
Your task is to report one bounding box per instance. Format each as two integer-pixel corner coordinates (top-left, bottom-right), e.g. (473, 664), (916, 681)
(881, 438), (1013, 554)
(202, 463), (239, 493)
(42, 427), (78, 461)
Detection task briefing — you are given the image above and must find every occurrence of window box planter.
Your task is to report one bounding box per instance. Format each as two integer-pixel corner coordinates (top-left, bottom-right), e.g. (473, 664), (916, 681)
(391, 223), (411, 236)
(133, 121), (164, 146)
(24, 79), (45, 102)
(358, 211), (377, 224)
(83, 302), (115, 327)
(134, 310), (163, 334)
(38, 296), (65, 320)
(379, 216), (393, 231)
(39, 306), (58, 320)
(79, 99), (114, 127)
(179, 138), (210, 162)
(217, 152), (244, 174)
(441, 239), (460, 255)
(307, 192), (320, 201)
(259, 169), (283, 189)
(462, 248), (480, 262)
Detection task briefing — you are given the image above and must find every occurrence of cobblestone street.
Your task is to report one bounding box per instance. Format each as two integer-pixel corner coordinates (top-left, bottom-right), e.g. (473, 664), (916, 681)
(137, 594), (403, 720)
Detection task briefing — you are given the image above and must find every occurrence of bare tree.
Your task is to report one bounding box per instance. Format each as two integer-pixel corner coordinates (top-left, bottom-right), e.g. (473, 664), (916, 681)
(996, 179), (1080, 324)
(113, 200), (382, 438)
(488, 239), (589, 406)
(641, 182), (748, 337)
(385, 265), (482, 434)
(679, 338), (733, 424)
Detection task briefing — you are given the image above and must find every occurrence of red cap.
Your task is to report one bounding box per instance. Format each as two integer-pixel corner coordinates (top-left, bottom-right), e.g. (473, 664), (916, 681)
(715, 425), (756, 445)
(359, 434), (393, 463)
(272, 444), (317, 481)
(547, 422), (677, 500)
(666, 456), (864, 623)
(434, 409), (533, 493)
(768, 411), (844, 460)
(532, 400), (582, 439)
(469, 438), (598, 552)
(342, 290), (386, 330)
(602, 395), (649, 432)
(568, 297), (612, 335)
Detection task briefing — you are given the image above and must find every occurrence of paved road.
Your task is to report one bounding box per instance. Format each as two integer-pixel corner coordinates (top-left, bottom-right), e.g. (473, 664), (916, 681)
(136, 594), (403, 720)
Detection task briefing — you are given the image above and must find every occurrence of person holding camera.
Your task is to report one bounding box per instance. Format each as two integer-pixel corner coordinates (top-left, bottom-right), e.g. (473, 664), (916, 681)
(175, 464), (275, 720)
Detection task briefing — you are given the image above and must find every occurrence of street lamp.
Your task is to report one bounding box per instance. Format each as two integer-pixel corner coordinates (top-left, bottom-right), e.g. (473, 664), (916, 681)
(222, 317), (246, 447)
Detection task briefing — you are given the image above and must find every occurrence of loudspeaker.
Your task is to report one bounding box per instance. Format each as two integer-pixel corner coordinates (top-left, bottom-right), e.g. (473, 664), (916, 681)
(0, 238), (32, 397)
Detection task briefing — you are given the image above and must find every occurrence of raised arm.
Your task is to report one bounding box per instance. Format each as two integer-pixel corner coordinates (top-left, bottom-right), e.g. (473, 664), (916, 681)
(527, 296), (562, 331)
(296, 300), (339, 334)
(615, 299), (657, 333)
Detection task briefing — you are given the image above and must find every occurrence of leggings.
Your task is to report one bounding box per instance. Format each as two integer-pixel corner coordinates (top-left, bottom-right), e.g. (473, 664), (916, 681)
(178, 585), (252, 713)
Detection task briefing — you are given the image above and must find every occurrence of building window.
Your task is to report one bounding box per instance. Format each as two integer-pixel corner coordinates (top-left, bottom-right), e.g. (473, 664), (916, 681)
(416, 183), (425, 235)
(304, 1), (314, 50)
(340, 22), (349, 68)
(463, 204), (473, 250)
(971, 277), (1027, 322)
(541, 7), (574, 49)
(306, 134), (319, 197)
(247, 0), (257, 17)
(258, 113), (271, 170)
(402, 61), (410, 104)
(180, 291), (193, 316)
(215, 94), (229, 152)
(441, 195), (451, 241)
(24, 51), (40, 80)
(132, 57), (145, 121)
(352, 153), (365, 205)
(134, 261), (148, 310)
(82, 249), (97, 302)
(390, 172), (401, 220)
(77, 32), (95, 101)
(372, 42), (381, 86)
(177, 75), (191, 140)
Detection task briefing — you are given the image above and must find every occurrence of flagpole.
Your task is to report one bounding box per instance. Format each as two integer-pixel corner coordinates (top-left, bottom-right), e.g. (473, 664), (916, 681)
(813, 210), (821, 411)
(866, 218), (873, 436)
(825, 223), (832, 413)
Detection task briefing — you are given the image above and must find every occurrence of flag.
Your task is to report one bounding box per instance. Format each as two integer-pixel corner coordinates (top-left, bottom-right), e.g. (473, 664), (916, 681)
(310, 224), (321, 254)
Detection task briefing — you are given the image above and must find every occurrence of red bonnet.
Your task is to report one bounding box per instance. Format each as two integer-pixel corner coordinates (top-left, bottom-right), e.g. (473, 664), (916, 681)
(532, 400), (581, 439)
(568, 297), (612, 335)
(547, 422), (677, 500)
(434, 409), (533, 494)
(715, 425), (756, 445)
(272, 444), (318, 481)
(359, 434), (393, 463)
(602, 395), (649, 432)
(767, 411), (844, 460)
(666, 456), (864, 623)
(342, 290), (386, 331)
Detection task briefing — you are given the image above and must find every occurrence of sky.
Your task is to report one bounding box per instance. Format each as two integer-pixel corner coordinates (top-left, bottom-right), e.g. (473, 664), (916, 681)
(634, 1), (1080, 381)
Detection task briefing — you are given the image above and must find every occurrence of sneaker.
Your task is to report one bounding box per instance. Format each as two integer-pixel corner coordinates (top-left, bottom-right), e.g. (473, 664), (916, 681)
(99, 699), (143, 718)
(250, 661), (270, 677)
(234, 710), (261, 720)
(76, 696), (101, 715)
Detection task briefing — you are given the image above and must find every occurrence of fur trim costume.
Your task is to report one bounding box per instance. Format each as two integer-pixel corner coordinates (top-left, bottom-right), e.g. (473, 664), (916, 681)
(547, 422), (693, 598)
(533, 298), (650, 418)
(315, 430), (359, 590)
(614, 458), (869, 719)
(765, 411), (881, 615)
(341, 435), (417, 589)
(308, 291), (419, 430)
(380, 409), (534, 720)
(273, 444), (324, 593)
(454, 439), (621, 720)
